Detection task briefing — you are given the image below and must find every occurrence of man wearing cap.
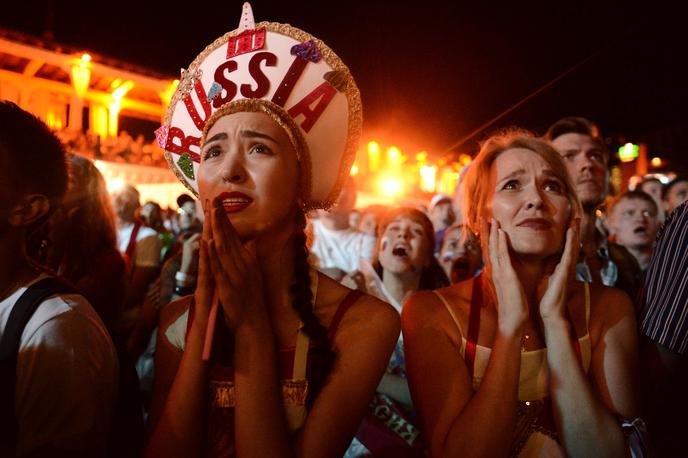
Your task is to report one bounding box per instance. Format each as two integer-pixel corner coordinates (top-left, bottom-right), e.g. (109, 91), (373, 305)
(428, 193), (455, 255)
(547, 116), (641, 298)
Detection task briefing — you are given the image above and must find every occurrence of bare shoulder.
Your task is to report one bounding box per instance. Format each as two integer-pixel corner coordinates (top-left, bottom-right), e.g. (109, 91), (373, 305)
(315, 272), (399, 345)
(403, 281), (471, 339)
(587, 283), (636, 339)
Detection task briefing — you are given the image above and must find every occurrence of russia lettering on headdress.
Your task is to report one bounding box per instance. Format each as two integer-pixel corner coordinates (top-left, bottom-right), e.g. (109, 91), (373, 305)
(166, 34), (339, 163)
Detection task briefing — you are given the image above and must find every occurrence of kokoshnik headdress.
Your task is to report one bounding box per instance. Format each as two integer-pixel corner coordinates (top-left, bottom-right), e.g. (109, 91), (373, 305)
(156, 2), (362, 210)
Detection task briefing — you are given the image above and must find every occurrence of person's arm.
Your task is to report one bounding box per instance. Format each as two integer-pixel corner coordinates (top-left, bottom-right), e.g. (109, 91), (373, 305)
(122, 234), (162, 310)
(293, 292), (401, 457)
(543, 287), (638, 457)
(145, 217), (214, 458)
(403, 219), (528, 458)
(539, 225), (639, 457)
(403, 291), (524, 458)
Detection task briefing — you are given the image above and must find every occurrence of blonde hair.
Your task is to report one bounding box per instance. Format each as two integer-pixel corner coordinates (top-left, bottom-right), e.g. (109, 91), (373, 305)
(461, 129), (581, 236)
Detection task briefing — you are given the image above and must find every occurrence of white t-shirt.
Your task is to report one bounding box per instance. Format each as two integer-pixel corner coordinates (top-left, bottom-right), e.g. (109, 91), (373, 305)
(310, 219), (376, 274)
(117, 221), (162, 267)
(0, 276), (119, 456)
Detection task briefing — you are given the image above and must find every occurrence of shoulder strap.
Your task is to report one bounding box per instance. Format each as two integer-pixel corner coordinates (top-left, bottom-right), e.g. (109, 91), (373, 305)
(465, 275), (483, 379)
(584, 281), (591, 332)
(432, 290), (464, 335)
(327, 290), (363, 338)
(124, 221), (142, 269)
(0, 277), (73, 454)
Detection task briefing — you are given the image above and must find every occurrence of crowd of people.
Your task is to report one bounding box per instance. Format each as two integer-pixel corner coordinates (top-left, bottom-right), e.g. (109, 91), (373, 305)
(1, 5), (688, 458)
(56, 128), (167, 167)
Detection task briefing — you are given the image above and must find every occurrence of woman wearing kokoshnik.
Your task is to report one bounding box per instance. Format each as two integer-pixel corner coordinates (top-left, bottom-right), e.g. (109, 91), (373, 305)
(145, 4), (400, 457)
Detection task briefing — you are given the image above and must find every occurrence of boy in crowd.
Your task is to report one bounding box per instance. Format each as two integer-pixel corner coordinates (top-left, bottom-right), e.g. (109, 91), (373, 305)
(0, 101), (117, 456)
(606, 191), (660, 271)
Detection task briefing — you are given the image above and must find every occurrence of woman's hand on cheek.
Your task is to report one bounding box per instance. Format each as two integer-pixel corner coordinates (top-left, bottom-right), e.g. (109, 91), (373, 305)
(482, 217), (528, 337)
(537, 218), (580, 324)
(207, 196), (267, 332)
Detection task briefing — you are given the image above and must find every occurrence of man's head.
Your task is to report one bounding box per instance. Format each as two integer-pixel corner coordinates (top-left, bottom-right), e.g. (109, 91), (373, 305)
(0, 101), (68, 240)
(546, 117), (609, 211)
(607, 190), (659, 251)
(112, 184), (140, 223)
(663, 177), (688, 215)
(177, 194), (201, 232)
(639, 177), (664, 204)
(428, 194), (455, 232)
(316, 177), (356, 224)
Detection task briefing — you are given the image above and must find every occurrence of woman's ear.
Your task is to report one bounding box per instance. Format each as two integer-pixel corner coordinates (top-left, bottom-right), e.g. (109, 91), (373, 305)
(7, 194), (51, 227)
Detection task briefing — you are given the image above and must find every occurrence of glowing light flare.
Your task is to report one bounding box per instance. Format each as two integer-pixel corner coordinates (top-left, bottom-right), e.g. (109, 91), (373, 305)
(45, 109), (64, 129)
(159, 79), (179, 108)
(387, 146), (403, 170)
(376, 173), (404, 199)
(350, 161), (359, 176)
(106, 177), (126, 194)
(618, 143), (639, 163)
(459, 153), (472, 166)
(70, 54), (93, 99)
(420, 165), (437, 193)
(651, 157), (662, 168)
(416, 151), (428, 165)
(108, 80), (135, 136)
(367, 141), (381, 172)
(437, 170), (459, 195)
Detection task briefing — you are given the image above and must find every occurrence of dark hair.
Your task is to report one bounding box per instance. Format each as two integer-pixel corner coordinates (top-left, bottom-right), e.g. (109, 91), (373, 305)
(663, 176), (688, 200)
(55, 155), (120, 280)
(177, 193), (195, 208)
(546, 116), (601, 141)
(608, 190), (658, 215)
(291, 211), (336, 408)
(374, 207), (449, 290)
(545, 116), (608, 159)
(0, 101), (68, 231)
(640, 176), (663, 188)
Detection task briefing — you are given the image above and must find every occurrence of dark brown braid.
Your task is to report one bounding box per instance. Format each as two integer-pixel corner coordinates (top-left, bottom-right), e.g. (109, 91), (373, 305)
(290, 211), (336, 408)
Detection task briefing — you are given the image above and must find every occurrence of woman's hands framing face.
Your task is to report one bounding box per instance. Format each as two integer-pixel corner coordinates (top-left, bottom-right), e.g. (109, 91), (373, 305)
(537, 218), (581, 323)
(481, 217), (528, 337)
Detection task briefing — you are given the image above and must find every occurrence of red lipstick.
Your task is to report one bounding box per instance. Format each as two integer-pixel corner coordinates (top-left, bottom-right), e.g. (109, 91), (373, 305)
(217, 192), (252, 213)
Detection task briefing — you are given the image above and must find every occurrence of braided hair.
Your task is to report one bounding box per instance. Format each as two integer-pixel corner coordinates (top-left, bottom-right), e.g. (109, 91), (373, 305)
(290, 211), (336, 408)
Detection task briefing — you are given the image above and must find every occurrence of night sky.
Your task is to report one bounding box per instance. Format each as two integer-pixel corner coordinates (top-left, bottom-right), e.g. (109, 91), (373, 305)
(2, 1), (687, 171)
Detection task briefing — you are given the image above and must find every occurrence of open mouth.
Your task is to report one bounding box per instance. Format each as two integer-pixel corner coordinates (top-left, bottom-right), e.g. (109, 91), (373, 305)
(633, 226), (647, 236)
(218, 192), (253, 213)
(392, 246), (409, 257)
(452, 257), (470, 273)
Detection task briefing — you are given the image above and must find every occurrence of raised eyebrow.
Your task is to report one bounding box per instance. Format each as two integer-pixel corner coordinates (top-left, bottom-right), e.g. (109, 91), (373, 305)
(498, 169), (525, 184)
(240, 129), (278, 143)
(542, 170), (562, 179)
(204, 132), (228, 146)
